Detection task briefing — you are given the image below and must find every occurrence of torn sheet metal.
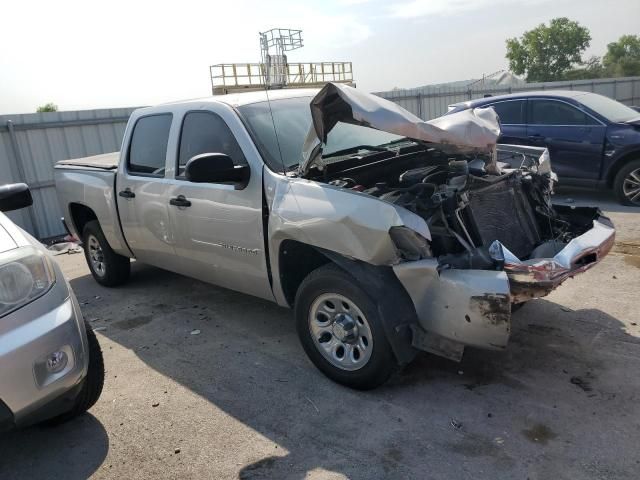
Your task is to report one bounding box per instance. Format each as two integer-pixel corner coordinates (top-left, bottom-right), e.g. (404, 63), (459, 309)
(392, 258), (512, 351)
(489, 214), (616, 302)
(300, 82), (501, 174)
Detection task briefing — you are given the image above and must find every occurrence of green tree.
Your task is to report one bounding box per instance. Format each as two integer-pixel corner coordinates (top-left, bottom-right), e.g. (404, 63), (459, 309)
(506, 18), (591, 82)
(562, 55), (607, 80)
(603, 34), (640, 77)
(37, 102), (58, 112)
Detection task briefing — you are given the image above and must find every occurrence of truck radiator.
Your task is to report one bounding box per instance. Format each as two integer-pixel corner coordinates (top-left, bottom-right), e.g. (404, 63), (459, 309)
(464, 173), (541, 259)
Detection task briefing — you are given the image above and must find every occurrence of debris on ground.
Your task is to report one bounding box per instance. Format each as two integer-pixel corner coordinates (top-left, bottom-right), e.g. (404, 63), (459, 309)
(174, 448), (181, 454)
(450, 419), (462, 429)
(570, 376), (593, 392)
(93, 326), (107, 332)
(152, 402), (160, 407)
(304, 395), (320, 413)
(190, 329), (201, 335)
(46, 241), (82, 255)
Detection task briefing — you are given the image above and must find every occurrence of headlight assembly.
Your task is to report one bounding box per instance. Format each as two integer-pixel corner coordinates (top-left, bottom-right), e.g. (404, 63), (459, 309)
(0, 247), (55, 317)
(389, 226), (432, 261)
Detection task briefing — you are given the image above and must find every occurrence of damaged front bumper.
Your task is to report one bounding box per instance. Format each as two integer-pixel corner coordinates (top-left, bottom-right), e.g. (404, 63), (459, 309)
(392, 207), (615, 361)
(497, 208), (615, 303)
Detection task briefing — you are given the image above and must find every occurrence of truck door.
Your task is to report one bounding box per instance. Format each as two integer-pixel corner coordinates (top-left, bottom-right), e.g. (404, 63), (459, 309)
(526, 99), (606, 182)
(115, 113), (176, 266)
(165, 109), (273, 301)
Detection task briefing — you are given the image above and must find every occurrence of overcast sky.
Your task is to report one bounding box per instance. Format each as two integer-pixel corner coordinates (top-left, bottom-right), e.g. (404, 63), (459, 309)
(1, 0), (638, 114)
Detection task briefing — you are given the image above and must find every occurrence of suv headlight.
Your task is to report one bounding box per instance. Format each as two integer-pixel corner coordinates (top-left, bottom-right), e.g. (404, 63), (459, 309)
(0, 247), (55, 317)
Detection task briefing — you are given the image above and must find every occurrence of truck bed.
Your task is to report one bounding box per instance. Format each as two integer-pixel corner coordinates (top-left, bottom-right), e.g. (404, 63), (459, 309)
(56, 152), (119, 170)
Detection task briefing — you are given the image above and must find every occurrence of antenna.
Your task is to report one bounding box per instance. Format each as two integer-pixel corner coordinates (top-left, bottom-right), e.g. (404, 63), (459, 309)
(259, 29), (304, 173)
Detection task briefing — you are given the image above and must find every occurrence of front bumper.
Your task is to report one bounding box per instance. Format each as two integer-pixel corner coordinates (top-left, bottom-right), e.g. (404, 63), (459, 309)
(393, 209), (615, 361)
(500, 210), (615, 303)
(0, 287), (88, 429)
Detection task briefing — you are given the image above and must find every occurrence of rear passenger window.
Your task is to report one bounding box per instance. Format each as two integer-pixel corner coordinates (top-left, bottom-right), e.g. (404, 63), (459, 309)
(128, 114), (172, 176)
(487, 100), (525, 125)
(529, 100), (597, 126)
(177, 111), (247, 176)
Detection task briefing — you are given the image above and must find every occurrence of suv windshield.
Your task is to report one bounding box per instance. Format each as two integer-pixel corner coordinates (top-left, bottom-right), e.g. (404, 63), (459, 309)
(237, 97), (402, 171)
(578, 93), (640, 123)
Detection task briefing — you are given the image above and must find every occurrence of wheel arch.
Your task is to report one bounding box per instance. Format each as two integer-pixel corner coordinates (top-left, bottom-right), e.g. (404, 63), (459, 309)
(279, 240), (418, 365)
(606, 150), (640, 187)
(68, 203), (98, 239)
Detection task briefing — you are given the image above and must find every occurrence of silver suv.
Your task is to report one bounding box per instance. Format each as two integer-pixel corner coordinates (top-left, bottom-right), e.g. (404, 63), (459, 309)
(0, 183), (103, 429)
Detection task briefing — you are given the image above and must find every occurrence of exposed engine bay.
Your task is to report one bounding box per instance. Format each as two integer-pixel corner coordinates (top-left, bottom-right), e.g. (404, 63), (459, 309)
(303, 142), (605, 274)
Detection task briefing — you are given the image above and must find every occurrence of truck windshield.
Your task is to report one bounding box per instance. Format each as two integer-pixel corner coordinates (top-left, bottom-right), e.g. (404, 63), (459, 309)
(237, 96), (402, 171)
(578, 93), (640, 123)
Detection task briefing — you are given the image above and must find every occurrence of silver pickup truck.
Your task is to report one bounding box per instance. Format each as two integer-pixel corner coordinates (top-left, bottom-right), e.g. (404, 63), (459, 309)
(54, 83), (615, 389)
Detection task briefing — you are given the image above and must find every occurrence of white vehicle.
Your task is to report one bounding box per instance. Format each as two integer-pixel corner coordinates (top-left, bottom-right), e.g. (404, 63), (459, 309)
(54, 84), (614, 389)
(0, 183), (104, 429)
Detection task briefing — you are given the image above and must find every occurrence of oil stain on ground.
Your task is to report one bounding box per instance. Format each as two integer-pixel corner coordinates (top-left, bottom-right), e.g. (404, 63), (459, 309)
(522, 423), (557, 445)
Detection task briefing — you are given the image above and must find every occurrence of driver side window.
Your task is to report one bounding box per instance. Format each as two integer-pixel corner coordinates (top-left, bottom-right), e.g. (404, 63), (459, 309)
(177, 111), (247, 177)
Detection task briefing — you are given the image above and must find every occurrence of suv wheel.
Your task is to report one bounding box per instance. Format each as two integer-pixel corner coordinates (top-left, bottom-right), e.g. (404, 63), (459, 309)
(83, 220), (130, 286)
(295, 264), (395, 390)
(614, 159), (640, 206)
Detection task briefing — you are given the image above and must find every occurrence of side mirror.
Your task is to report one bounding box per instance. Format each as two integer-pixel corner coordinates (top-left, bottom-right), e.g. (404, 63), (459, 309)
(184, 153), (250, 189)
(0, 183), (33, 212)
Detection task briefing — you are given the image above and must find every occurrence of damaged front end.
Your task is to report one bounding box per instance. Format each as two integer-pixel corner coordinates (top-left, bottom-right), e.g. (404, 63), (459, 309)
(300, 83), (615, 360)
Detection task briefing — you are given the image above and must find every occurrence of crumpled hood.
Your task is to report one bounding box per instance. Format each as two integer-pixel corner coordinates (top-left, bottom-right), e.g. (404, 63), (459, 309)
(300, 82), (501, 175)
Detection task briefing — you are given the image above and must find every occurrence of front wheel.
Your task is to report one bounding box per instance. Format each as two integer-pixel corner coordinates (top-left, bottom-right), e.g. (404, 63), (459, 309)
(613, 159), (640, 206)
(294, 264), (396, 390)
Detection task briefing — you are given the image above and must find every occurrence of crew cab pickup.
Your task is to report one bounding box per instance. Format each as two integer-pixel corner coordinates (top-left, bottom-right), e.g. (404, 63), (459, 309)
(54, 83), (615, 389)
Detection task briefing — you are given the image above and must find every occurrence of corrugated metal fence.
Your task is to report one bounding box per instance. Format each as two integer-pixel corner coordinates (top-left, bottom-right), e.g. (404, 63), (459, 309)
(0, 107), (138, 238)
(375, 76), (640, 120)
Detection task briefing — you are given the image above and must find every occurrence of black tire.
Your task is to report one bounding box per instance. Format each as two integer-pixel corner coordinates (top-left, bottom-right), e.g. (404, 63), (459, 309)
(83, 220), (130, 286)
(45, 320), (105, 425)
(613, 159), (640, 206)
(294, 263), (396, 390)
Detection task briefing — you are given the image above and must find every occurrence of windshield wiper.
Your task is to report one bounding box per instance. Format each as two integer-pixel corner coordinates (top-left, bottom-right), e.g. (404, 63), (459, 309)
(322, 145), (388, 159)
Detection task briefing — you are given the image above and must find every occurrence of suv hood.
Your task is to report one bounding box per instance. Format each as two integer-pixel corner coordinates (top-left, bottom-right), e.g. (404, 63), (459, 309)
(300, 82), (501, 175)
(0, 212), (31, 254)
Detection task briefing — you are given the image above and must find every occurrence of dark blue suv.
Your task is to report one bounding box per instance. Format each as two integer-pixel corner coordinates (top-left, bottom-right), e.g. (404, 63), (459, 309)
(448, 91), (640, 205)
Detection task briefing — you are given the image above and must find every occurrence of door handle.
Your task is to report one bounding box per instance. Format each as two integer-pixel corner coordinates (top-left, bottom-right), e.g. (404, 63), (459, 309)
(118, 189), (135, 199)
(169, 195), (192, 208)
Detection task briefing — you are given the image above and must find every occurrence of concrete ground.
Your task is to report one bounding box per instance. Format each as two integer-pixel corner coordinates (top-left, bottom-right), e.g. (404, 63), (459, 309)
(1, 187), (639, 480)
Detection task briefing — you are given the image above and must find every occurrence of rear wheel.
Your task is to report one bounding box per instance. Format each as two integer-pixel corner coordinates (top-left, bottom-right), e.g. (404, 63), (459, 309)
(613, 159), (640, 206)
(295, 264), (396, 390)
(83, 220), (130, 286)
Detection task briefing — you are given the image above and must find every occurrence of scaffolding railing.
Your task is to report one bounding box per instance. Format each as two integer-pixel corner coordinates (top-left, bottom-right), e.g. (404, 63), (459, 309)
(210, 62), (353, 95)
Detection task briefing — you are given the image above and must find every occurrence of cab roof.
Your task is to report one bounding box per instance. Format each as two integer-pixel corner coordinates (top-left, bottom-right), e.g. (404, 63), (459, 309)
(160, 88), (320, 109)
